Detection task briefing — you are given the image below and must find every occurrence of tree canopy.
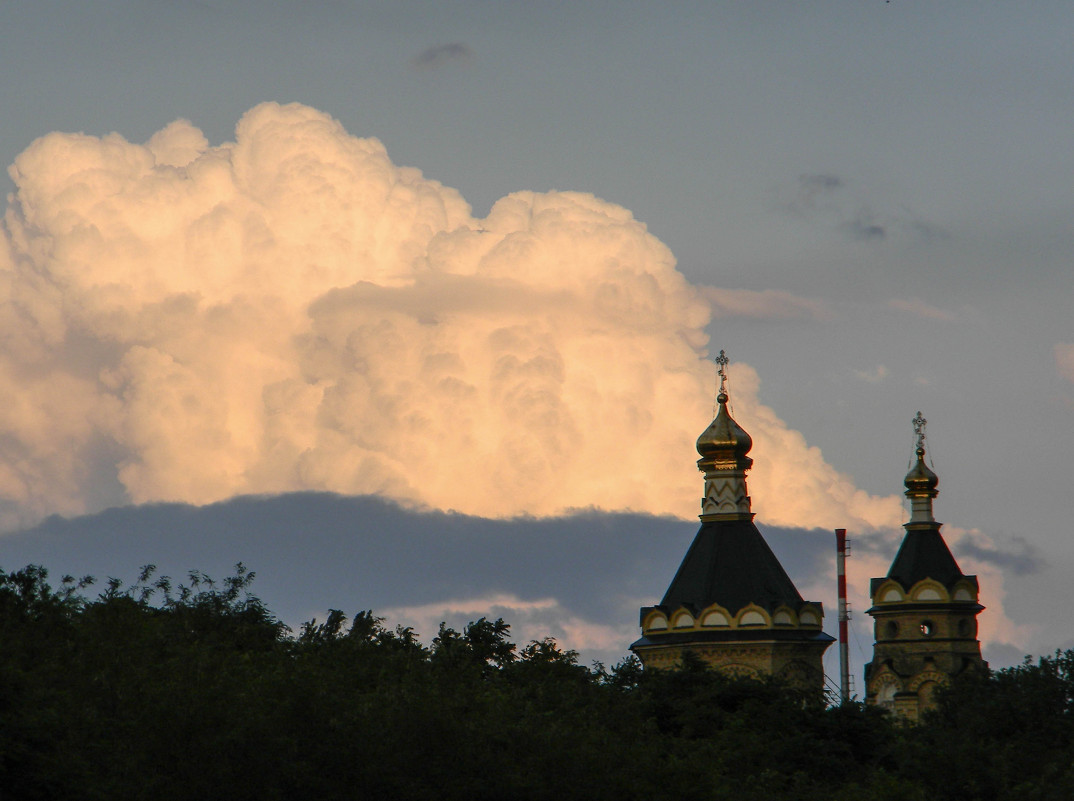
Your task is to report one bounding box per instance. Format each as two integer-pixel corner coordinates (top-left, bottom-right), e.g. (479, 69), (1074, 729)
(0, 563), (1069, 800)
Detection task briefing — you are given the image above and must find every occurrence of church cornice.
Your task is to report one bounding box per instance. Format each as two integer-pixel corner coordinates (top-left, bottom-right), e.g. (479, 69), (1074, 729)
(870, 576), (980, 605)
(630, 628), (835, 652)
(642, 600), (824, 634)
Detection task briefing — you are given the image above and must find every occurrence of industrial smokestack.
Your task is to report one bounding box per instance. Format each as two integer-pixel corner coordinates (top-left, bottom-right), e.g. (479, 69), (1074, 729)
(836, 528), (850, 704)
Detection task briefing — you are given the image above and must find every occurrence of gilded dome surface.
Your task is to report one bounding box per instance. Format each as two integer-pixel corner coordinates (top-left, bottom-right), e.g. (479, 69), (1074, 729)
(904, 447), (939, 495)
(696, 392), (753, 461)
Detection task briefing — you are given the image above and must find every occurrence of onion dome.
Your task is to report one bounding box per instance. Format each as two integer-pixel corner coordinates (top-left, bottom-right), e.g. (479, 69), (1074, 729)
(696, 353), (754, 519)
(904, 412), (939, 525)
(696, 391), (753, 469)
(904, 446), (939, 497)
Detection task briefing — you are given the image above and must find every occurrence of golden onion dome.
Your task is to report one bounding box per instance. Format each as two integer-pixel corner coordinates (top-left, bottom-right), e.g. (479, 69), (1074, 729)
(696, 392), (753, 462)
(904, 446), (939, 496)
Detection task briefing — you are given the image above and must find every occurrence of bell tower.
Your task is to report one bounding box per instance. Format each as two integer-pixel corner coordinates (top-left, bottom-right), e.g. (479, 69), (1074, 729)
(631, 352), (833, 690)
(864, 413), (987, 720)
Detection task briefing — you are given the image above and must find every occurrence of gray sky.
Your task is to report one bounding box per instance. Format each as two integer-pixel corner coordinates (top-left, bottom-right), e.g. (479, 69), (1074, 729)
(1, 1), (1072, 678)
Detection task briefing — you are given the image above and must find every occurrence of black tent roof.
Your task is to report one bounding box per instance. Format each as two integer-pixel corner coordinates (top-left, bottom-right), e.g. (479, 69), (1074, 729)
(884, 525), (970, 590)
(659, 518), (806, 615)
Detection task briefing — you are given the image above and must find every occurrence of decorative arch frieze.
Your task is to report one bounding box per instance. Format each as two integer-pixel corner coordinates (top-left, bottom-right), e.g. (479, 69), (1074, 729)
(868, 669), (903, 709)
(909, 579), (949, 602)
(672, 610), (695, 629)
(951, 581), (977, 602)
(798, 604), (822, 627)
(778, 659), (819, 685)
(699, 604), (732, 628)
(772, 605), (797, 626)
(907, 669), (948, 694)
(643, 611), (668, 632)
(735, 604), (771, 628)
(873, 580), (905, 604)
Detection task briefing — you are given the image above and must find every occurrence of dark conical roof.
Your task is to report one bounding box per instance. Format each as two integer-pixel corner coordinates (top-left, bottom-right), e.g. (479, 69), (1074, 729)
(886, 526), (966, 589)
(660, 518), (804, 615)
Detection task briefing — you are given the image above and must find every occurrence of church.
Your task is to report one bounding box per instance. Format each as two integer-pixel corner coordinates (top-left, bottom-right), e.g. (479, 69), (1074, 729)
(631, 355), (986, 714)
(863, 412), (987, 720)
(630, 352), (834, 689)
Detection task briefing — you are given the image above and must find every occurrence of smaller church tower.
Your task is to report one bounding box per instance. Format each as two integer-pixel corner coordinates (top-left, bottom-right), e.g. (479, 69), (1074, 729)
(865, 413), (987, 721)
(631, 352), (833, 689)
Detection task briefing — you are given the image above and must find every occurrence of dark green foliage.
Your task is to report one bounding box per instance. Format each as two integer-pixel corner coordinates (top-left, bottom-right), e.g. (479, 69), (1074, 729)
(0, 563), (1070, 800)
(898, 651), (1074, 801)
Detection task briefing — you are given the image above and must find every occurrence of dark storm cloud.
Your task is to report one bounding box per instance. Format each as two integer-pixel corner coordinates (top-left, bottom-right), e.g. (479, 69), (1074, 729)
(1, 493), (834, 636)
(957, 535), (1044, 576)
(413, 43), (471, 69)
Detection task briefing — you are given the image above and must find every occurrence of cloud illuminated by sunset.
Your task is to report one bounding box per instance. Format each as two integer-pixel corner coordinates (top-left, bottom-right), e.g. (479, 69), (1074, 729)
(0, 103), (901, 533)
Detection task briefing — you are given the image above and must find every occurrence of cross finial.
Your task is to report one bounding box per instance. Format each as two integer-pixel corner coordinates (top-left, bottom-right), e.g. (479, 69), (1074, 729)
(715, 350), (729, 395)
(912, 411), (927, 451)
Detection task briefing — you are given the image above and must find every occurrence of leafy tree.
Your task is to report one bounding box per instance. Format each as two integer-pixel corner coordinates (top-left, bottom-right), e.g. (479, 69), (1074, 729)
(903, 652), (1074, 801)
(2, 560), (1072, 800)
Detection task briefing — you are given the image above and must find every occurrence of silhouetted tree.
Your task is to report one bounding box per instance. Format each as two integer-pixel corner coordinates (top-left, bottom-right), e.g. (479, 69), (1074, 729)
(1, 562), (1071, 800)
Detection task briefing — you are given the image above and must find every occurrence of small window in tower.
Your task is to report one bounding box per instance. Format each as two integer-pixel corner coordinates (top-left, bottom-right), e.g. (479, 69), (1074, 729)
(919, 620), (934, 637)
(876, 682), (897, 710)
(884, 621), (899, 639)
(958, 619), (972, 638)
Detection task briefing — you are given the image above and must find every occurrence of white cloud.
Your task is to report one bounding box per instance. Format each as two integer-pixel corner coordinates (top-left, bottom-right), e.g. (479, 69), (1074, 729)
(1054, 342), (1074, 383)
(698, 286), (831, 321)
(0, 103), (902, 533)
(381, 593), (637, 659)
(888, 297), (958, 321)
(853, 364), (889, 384)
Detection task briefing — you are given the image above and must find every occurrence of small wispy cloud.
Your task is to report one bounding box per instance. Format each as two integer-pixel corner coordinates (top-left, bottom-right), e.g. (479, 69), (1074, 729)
(798, 172), (842, 195)
(778, 173), (945, 245)
(698, 286), (832, 321)
(840, 212), (885, 241)
(906, 218), (950, 243)
(382, 592), (635, 655)
(1055, 343), (1074, 383)
(413, 43), (472, 70)
(888, 297), (958, 321)
(781, 173), (842, 218)
(853, 365), (889, 384)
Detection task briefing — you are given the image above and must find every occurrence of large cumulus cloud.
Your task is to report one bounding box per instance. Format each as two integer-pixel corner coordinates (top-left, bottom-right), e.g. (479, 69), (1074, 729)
(0, 102), (901, 531)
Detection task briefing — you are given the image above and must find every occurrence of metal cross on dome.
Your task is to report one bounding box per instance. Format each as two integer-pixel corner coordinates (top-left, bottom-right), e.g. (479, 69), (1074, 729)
(715, 350), (729, 395)
(912, 411), (927, 450)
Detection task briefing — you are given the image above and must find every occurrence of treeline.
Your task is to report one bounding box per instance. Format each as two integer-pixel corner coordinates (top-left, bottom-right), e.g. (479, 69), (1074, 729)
(0, 564), (1071, 801)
